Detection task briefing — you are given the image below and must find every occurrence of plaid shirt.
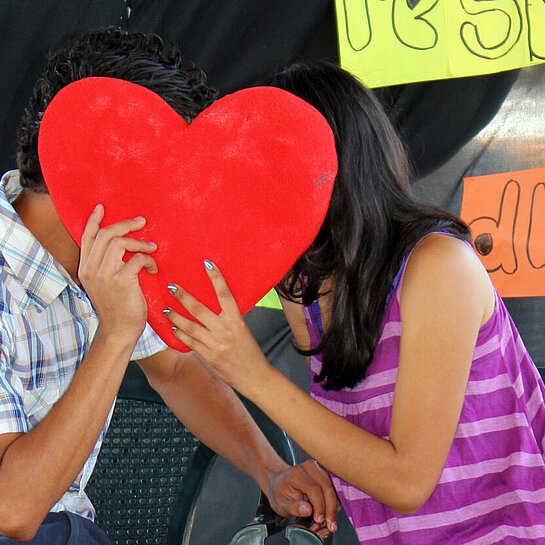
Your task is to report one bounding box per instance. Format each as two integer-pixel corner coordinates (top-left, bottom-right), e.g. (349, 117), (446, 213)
(0, 170), (166, 520)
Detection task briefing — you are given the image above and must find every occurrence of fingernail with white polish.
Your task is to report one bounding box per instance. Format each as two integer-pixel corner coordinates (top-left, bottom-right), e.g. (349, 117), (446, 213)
(167, 283), (177, 294)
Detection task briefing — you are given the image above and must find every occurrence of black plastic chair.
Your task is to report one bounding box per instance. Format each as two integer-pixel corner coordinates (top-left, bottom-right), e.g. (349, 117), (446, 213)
(86, 360), (300, 545)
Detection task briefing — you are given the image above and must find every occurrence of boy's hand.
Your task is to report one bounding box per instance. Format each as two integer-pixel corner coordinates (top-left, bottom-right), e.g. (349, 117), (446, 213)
(266, 459), (340, 539)
(78, 204), (157, 343)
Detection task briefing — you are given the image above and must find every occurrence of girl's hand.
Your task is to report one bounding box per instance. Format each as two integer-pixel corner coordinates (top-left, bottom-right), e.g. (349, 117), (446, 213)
(164, 261), (270, 392)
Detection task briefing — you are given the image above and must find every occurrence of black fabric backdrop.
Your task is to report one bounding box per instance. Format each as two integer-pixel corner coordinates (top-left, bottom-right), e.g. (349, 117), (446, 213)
(0, 0), (540, 367)
(0, 0), (518, 177)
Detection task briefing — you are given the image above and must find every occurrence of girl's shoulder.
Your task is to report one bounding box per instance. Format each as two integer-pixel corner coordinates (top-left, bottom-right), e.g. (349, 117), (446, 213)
(400, 233), (495, 328)
(405, 232), (481, 275)
(408, 232), (475, 267)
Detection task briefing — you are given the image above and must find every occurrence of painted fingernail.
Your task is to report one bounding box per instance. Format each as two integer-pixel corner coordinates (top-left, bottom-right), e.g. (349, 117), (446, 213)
(328, 521), (337, 532)
(167, 283), (178, 294)
(172, 325), (178, 332)
(316, 514), (325, 523)
(162, 308), (171, 316)
(204, 259), (214, 270)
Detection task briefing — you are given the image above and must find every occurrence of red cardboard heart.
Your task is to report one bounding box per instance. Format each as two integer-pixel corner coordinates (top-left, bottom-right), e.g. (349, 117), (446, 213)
(38, 77), (336, 351)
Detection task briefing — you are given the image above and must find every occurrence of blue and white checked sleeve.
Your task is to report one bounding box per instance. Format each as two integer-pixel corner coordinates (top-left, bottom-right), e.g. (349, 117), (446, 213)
(0, 326), (28, 434)
(131, 322), (167, 361)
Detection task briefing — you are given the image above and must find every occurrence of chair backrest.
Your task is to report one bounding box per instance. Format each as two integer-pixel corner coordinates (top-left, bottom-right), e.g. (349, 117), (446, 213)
(86, 358), (295, 545)
(86, 362), (214, 545)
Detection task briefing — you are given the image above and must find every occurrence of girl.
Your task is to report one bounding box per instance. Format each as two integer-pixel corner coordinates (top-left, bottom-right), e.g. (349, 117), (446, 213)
(165, 61), (545, 544)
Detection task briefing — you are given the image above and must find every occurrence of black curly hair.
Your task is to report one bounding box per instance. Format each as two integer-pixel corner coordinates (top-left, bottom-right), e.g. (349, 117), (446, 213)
(17, 26), (217, 193)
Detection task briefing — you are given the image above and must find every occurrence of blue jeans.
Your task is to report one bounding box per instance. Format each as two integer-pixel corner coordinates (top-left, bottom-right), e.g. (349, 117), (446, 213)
(0, 512), (110, 544)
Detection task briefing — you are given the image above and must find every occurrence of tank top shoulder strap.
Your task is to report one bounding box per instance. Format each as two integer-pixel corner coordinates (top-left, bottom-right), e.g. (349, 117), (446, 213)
(302, 299), (325, 346)
(300, 272), (326, 344)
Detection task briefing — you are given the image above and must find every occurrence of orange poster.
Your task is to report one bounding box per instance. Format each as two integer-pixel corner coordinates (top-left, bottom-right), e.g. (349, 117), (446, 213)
(461, 166), (545, 297)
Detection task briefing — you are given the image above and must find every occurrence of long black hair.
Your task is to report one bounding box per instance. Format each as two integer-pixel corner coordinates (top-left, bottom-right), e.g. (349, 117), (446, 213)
(264, 60), (470, 390)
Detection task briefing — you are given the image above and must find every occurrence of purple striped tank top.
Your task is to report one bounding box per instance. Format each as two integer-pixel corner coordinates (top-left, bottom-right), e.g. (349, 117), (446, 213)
(303, 236), (545, 544)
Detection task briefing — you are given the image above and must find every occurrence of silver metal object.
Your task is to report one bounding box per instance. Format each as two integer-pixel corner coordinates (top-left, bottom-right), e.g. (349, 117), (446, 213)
(229, 523), (325, 545)
(285, 525), (325, 544)
(229, 524), (269, 545)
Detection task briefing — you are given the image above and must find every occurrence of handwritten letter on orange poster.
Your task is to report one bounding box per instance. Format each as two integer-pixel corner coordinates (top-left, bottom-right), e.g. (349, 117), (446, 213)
(461, 166), (545, 297)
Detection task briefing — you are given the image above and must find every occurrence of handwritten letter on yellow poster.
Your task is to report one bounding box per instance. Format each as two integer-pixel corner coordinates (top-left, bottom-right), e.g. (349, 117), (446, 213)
(336, 0), (545, 88)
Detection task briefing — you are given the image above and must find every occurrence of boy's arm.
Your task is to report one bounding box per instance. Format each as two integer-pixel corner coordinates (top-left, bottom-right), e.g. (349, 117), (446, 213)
(0, 331), (138, 541)
(137, 347), (338, 533)
(0, 207), (157, 541)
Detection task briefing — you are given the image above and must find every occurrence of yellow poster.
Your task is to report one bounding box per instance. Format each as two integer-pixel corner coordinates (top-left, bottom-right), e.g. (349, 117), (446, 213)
(255, 289), (282, 310)
(336, 0), (545, 88)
